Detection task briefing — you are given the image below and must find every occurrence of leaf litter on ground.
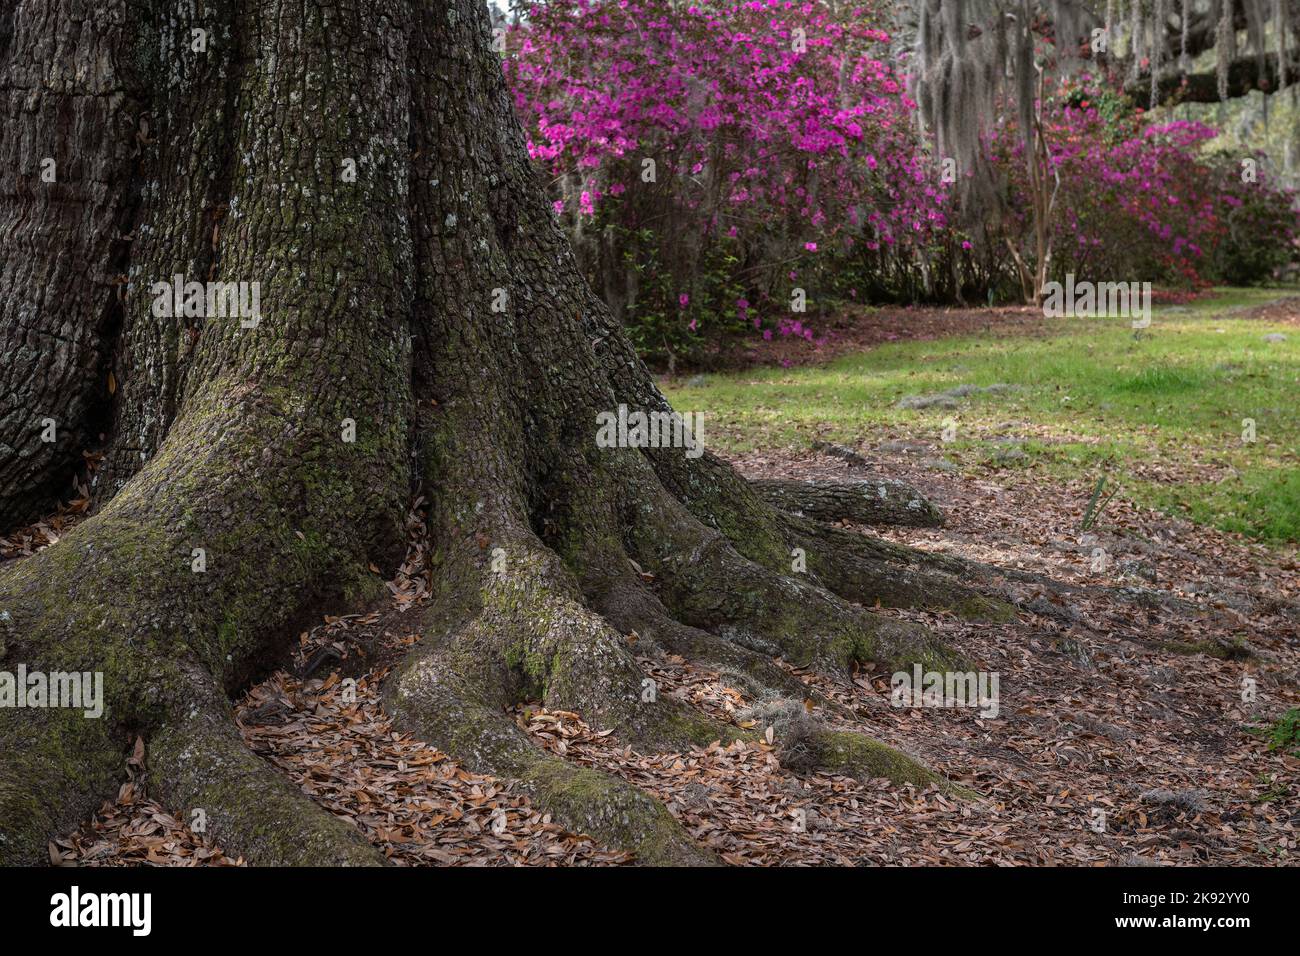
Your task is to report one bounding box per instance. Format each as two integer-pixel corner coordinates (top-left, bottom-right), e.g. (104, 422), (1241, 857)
(48, 442), (1300, 866)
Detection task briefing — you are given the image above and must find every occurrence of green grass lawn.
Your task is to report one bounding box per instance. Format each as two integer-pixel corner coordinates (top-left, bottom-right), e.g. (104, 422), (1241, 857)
(664, 287), (1300, 545)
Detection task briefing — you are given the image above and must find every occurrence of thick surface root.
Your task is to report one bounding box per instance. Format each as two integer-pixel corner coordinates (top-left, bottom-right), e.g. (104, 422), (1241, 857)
(380, 524), (732, 863)
(0, 421), (403, 861)
(0, 707), (121, 866)
(752, 477), (945, 528)
(384, 651), (714, 865)
(148, 669), (385, 866)
(376, 459), (969, 865)
(777, 512), (1018, 621)
(622, 483), (962, 676)
(592, 579), (816, 702)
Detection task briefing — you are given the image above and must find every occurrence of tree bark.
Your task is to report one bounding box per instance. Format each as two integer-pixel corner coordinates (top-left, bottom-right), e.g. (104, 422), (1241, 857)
(0, 0), (1009, 865)
(0, 2), (144, 527)
(1127, 48), (1300, 106)
(751, 478), (945, 528)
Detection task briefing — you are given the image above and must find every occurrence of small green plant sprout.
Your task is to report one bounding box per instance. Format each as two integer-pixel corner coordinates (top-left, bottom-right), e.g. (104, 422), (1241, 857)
(1252, 773), (1291, 805)
(1079, 475), (1119, 532)
(1251, 708), (1300, 759)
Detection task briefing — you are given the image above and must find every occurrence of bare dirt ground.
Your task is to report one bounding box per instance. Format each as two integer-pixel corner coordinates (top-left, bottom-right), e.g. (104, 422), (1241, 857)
(1228, 294), (1300, 327)
(722, 303), (1053, 371)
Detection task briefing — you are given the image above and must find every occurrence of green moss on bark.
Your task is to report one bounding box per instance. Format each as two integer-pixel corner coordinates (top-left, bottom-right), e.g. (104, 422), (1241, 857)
(148, 710), (385, 866)
(519, 756), (715, 866)
(0, 708), (122, 866)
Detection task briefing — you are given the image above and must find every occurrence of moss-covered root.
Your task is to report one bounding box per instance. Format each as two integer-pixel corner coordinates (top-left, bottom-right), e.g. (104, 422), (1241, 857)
(383, 651), (714, 865)
(789, 729), (942, 789)
(751, 702), (970, 797)
(626, 494), (963, 677)
(146, 672), (385, 866)
(777, 512), (1017, 622)
(592, 578), (820, 703)
(519, 756), (714, 866)
(0, 706), (123, 866)
(429, 531), (748, 754)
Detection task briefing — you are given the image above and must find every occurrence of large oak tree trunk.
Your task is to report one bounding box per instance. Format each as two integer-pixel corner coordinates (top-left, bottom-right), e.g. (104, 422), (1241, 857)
(0, 0), (1009, 865)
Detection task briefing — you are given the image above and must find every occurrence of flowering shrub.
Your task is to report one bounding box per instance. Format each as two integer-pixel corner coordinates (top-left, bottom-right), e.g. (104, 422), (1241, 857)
(503, 3), (1298, 361)
(1203, 151), (1300, 286)
(504, 0), (948, 362)
(991, 86), (1298, 291)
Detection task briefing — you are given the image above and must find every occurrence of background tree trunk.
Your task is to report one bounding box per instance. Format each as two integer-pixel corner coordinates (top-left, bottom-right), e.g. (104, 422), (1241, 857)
(0, 0), (1011, 865)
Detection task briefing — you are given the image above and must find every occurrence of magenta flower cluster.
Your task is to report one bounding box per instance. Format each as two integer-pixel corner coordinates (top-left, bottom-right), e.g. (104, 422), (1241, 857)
(502, 3), (1298, 357)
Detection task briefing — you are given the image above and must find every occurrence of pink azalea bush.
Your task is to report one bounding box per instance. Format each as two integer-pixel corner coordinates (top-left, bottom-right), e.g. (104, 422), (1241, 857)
(988, 85), (1298, 290)
(503, 3), (1297, 362)
(503, 0), (948, 361)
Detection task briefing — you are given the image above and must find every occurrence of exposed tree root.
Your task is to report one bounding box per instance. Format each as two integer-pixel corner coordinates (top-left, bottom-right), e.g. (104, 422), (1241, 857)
(0, 706), (121, 865)
(752, 477), (945, 528)
(379, 519), (727, 864)
(384, 630), (718, 865)
(374, 414), (970, 862)
(148, 667), (385, 866)
(775, 507), (1237, 642)
(620, 481), (962, 676)
(778, 512), (1017, 620)
(592, 579), (817, 703)
(0, 378), (409, 865)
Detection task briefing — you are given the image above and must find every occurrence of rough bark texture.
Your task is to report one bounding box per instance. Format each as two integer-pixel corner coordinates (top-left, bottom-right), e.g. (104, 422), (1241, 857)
(0, 0), (1009, 866)
(1, 0), (412, 866)
(1128, 47), (1300, 105)
(752, 477), (945, 528)
(0, 2), (143, 527)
